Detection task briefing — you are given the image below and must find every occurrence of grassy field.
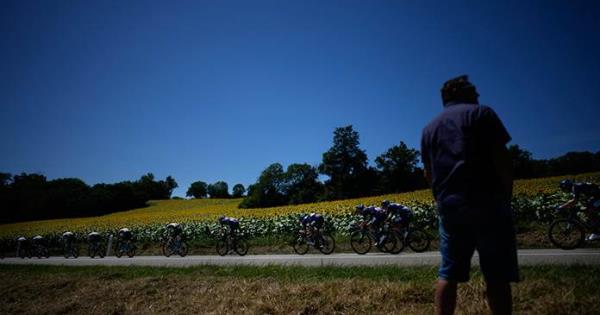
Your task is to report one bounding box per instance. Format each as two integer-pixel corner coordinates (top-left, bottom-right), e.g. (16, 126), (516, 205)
(1, 264), (599, 314)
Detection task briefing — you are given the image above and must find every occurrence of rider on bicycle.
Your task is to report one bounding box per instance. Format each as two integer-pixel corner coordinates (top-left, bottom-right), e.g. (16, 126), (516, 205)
(381, 200), (413, 229)
(355, 204), (388, 246)
(218, 216), (240, 238)
(558, 179), (600, 241)
(300, 213), (325, 245)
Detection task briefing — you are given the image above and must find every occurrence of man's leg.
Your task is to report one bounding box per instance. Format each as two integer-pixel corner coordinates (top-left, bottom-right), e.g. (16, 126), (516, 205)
(435, 279), (457, 315)
(436, 218), (473, 315)
(477, 209), (519, 315)
(485, 281), (512, 315)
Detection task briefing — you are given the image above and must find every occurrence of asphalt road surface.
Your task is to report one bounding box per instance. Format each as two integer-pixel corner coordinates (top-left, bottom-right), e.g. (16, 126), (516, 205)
(1, 249), (599, 267)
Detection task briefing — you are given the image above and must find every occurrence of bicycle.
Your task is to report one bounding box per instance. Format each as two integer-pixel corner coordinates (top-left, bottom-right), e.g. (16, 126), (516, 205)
(115, 239), (137, 258)
(389, 220), (431, 254)
(62, 232), (79, 258)
(215, 228), (249, 256)
(549, 206), (599, 250)
(292, 227), (336, 255)
(31, 235), (50, 259)
(349, 221), (397, 255)
(16, 236), (31, 259)
(87, 232), (105, 258)
(161, 235), (189, 257)
(115, 228), (136, 258)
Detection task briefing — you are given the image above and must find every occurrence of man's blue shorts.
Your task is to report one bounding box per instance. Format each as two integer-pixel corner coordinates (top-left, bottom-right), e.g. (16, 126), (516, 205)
(438, 211), (520, 283)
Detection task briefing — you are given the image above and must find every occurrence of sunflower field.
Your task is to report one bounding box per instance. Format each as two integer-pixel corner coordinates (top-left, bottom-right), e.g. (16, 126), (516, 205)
(0, 172), (598, 249)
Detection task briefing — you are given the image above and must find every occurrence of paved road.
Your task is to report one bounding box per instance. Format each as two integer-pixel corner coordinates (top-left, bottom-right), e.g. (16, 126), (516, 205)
(1, 249), (599, 267)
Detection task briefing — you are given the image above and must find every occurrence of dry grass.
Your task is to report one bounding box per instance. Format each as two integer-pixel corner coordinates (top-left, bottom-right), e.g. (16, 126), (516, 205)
(0, 265), (599, 315)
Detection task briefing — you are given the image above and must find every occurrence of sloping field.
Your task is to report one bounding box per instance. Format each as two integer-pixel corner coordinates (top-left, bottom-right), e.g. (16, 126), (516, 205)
(0, 172), (598, 238)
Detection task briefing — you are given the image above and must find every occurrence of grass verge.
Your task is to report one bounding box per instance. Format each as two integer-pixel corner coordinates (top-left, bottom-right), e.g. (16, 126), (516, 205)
(1, 264), (599, 314)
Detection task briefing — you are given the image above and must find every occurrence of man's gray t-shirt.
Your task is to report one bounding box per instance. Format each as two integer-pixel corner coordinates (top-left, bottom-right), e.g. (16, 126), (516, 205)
(421, 102), (511, 221)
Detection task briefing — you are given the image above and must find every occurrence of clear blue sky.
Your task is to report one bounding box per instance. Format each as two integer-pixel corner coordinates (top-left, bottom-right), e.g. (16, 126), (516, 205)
(2, 0), (599, 197)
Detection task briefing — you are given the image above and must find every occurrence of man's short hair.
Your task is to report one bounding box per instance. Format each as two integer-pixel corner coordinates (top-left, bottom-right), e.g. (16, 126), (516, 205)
(441, 75), (476, 105)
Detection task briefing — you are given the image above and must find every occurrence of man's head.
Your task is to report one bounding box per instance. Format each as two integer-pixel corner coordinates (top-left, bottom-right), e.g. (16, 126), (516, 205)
(441, 75), (479, 105)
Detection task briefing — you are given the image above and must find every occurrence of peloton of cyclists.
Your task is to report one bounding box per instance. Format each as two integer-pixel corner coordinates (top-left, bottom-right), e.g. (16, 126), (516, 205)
(558, 179), (600, 241)
(355, 201), (413, 246)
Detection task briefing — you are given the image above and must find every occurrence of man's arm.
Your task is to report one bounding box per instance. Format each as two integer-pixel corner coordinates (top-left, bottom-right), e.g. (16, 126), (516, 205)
(481, 106), (513, 199)
(421, 131), (433, 187)
(423, 161), (433, 187)
(490, 144), (513, 199)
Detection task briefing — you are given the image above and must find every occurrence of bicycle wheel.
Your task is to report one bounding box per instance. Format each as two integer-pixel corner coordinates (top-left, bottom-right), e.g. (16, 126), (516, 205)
(350, 230), (372, 255)
(389, 231), (406, 254)
(407, 228), (431, 253)
(216, 239), (229, 256)
(115, 242), (123, 258)
(318, 233), (336, 255)
(549, 219), (585, 250)
(234, 238), (249, 256)
(162, 240), (172, 257)
(127, 246), (136, 258)
(293, 236), (309, 255)
(98, 245), (106, 258)
(178, 241), (189, 257)
(73, 246), (79, 258)
(89, 245), (95, 258)
(377, 231), (397, 253)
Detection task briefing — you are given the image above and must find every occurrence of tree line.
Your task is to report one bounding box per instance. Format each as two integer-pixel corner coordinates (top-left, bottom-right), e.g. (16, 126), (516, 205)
(2, 125), (598, 222)
(232, 126), (600, 208)
(509, 145), (600, 179)
(0, 173), (177, 223)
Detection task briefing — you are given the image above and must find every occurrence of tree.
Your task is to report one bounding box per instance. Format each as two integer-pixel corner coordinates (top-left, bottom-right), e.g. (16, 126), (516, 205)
(318, 125), (369, 199)
(186, 181), (208, 198)
(0, 173), (11, 186)
(162, 176), (178, 198)
(208, 181), (230, 198)
(375, 141), (423, 193)
(232, 184), (246, 198)
(239, 163), (287, 208)
(508, 144), (535, 179)
(284, 163), (324, 204)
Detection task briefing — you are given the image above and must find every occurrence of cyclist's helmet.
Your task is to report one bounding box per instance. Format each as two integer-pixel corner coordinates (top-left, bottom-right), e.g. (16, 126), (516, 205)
(559, 179), (574, 193)
(355, 204), (365, 214)
(218, 215), (226, 223)
(298, 213), (307, 223)
(381, 200), (390, 209)
(17, 236), (26, 242)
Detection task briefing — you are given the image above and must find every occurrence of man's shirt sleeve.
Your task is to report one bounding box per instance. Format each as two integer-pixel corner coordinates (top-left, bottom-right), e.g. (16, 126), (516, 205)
(478, 106), (511, 145)
(421, 128), (431, 170)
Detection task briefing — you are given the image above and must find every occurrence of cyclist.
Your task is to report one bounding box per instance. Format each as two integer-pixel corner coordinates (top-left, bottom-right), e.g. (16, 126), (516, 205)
(300, 213), (325, 245)
(62, 231), (77, 257)
(218, 215), (240, 237)
(16, 236), (29, 258)
(381, 200), (413, 228)
(31, 235), (47, 256)
(116, 227), (135, 256)
(558, 179), (600, 241)
(355, 204), (388, 246)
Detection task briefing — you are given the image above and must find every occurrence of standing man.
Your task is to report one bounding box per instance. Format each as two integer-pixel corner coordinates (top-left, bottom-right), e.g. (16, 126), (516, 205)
(421, 75), (519, 315)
